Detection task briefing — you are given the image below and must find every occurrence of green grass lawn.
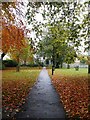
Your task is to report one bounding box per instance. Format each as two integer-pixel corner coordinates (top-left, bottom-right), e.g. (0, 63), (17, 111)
(2, 69), (41, 81)
(48, 68), (88, 77)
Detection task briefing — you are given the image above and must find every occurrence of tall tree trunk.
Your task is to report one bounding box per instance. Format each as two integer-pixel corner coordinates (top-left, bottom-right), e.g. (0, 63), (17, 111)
(16, 55), (20, 72)
(0, 53), (6, 70)
(1, 53), (6, 60)
(52, 46), (55, 75)
(52, 65), (54, 75)
(56, 54), (59, 68)
(88, 65), (90, 74)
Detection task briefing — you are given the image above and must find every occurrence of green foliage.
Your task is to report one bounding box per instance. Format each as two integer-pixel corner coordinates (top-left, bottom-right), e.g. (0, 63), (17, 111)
(80, 57), (87, 64)
(21, 63), (39, 67)
(46, 59), (49, 65)
(37, 23), (77, 68)
(26, 1), (89, 73)
(0, 60), (5, 70)
(26, 1), (89, 51)
(64, 46), (77, 64)
(80, 58), (87, 64)
(3, 60), (18, 67)
(78, 55), (87, 64)
(20, 43), (34, 64)
(9, 39), (34, 66)
(75, 66), (79, 71)
(27, 63), (39, 67)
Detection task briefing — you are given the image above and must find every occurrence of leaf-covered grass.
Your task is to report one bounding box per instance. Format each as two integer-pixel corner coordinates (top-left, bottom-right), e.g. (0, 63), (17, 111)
(2, 68), (41, 118)
(48, 68), (90, 120)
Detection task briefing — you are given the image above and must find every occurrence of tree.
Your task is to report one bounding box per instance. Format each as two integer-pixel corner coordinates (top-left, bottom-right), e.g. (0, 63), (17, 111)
(1, 20), (29, 72)
(1, 2), (25, 21)
(78, 55), (88, 64)
(82, 1), (90, 73)
(26, 2), (82, 46)
(1, 2), (28, 60)
(10, 39), (34, 66)
(20, 43), (34, 65)
(1, 2), (33, 72)
(26, 1), (89, 73)
(1, 2), (16, 21)
(64, 47), (77, 69)
(2, 20), (25, 59)
(37, 22), (77, 70)
(1, 2), (30, 57)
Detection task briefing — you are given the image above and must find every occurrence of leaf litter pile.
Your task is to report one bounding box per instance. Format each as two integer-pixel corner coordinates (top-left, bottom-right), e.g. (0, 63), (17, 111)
(2, 69), (40, 118)
(52, 73), (90, 120)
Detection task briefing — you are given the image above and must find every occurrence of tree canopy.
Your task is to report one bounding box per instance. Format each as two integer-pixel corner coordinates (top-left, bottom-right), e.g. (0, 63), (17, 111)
(26, 1), (89, 51)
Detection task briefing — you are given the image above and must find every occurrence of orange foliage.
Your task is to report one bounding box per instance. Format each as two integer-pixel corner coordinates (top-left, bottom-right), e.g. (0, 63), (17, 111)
(2, 20), (25, 54)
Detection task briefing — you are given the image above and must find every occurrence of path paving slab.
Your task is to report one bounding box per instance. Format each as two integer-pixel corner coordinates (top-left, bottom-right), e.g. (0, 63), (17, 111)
(15, 68), (68, 119)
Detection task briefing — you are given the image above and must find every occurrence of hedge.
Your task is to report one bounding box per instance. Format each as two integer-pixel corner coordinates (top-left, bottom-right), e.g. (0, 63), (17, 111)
(0, 60), (5, 70)
(3, 60), (18, 67)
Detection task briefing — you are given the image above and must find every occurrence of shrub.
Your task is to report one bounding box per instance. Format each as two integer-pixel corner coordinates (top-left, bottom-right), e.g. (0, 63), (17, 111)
(21, 63), (39, 67)
(3, 60), (18, 67)
(0, 60), (5, 70)
(75, 66), (79, 71)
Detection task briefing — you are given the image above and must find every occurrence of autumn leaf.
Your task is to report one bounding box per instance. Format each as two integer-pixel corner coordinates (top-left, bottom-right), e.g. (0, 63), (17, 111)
(51, 74), (89, 119)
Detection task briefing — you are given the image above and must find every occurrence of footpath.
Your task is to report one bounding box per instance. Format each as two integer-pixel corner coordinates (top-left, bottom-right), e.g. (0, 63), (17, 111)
(15, 67), (67, 119)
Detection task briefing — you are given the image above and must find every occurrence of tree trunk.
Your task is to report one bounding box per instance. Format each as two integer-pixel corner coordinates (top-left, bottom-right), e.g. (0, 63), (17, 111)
(24, 60), (26, 66)
(56, 62), (59, 68)
(52, 65), (54, 75)
(1, 53), (6, 60)
(88, 65), (90, 74)
(16, 55), (20, 72)
(60, 62), (63, 68)
(16, 65), (20, 72)
(52, 45), (55, 75)
(67, 64), (70, 69)
(0, 53), (6, 70)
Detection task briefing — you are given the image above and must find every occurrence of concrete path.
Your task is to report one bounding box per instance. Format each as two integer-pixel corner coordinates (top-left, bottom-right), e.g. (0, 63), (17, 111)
(15, 67), (67, 119)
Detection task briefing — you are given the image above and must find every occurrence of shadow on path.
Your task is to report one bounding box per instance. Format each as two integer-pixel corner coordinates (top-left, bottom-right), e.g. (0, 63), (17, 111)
(15, 67), (68, 119)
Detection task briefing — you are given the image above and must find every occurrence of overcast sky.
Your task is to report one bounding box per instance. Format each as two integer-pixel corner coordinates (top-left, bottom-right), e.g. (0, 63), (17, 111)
(3, 0), (89, 59)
